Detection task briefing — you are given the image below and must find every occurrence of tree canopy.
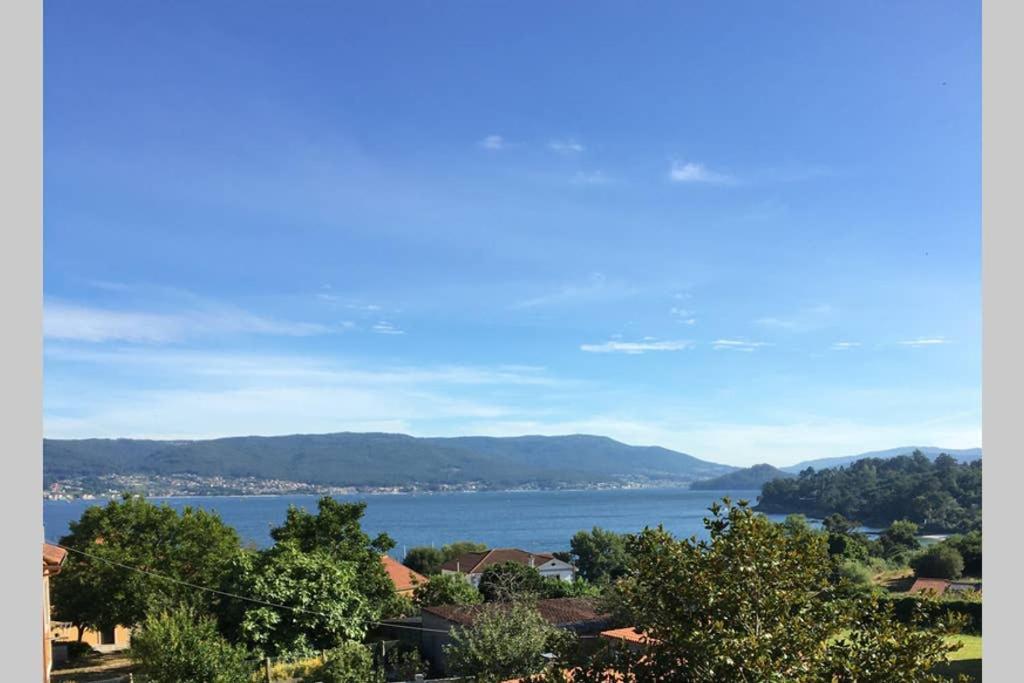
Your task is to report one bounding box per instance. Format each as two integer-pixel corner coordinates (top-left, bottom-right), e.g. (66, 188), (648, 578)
(757, 452), (981, 532)
(564, 499), (964, 682)
(51, 495), (242, 635)
(569, 527), (630, 585)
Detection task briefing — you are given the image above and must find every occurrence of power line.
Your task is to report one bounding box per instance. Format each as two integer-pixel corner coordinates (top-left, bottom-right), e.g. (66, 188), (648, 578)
(47, 540), (453, 635)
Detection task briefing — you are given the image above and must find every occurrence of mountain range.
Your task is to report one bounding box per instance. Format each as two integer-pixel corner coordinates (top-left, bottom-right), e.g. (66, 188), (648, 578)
(43, 433), (982, 492)
(43, 432), (735, 490)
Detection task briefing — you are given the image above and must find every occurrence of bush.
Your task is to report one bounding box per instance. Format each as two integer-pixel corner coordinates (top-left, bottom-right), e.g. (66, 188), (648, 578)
(130, 608), (254, 683)
(884, 595), (982, 634)
(302, 642), (383, 683)
(911, 544), (965, 579)
(836, 559), (873, 587)
(943, 531), (981, 575)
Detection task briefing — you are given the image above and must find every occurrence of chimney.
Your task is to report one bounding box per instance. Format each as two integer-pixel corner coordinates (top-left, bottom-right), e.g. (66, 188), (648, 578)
(529, 554), (535, 568)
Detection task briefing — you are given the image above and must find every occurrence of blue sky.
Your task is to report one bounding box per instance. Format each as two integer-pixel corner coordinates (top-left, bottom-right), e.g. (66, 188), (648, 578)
(42, 1), (981, 467)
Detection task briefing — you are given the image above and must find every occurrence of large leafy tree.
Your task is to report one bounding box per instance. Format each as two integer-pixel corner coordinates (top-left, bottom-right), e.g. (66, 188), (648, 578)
(565, 499), (963, 682)
(51, 495), (242, 636)
(445, 601), (574, 683)
(269, 497), (397, 614)
(569, 527), (630, 585)
(223, 544), (376, 657)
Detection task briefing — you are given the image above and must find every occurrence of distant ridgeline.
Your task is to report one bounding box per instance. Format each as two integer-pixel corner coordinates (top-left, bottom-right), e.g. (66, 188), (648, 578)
(755, 451), (982, 533)
(43, 432), (735, 492)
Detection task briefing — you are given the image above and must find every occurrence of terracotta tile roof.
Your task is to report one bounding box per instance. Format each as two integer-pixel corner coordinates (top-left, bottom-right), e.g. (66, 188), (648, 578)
(601, 627), (657, 645)
(422, 597), (608, 628)
(439, 548), (561, 574)
(908, 578), (951, 595)
(381, 555), (427, 593)
(43, 543), (67, 572)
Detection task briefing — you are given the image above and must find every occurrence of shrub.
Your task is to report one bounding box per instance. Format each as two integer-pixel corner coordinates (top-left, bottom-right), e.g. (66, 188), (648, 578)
(130, 608), (254, 683)
(302, 642), (383, 683)
(836, 559), (873, 587)
(911, 544), (965, 580)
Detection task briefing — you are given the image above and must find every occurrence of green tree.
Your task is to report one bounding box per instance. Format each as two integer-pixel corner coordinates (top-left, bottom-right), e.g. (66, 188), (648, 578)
(569, 527), (630, 585)
(130, 608), (253, 683)
(302, 642), (384, 683)
(51, 495), (242, 635)
(223, 545), (376, 657)
(911, 544), (965, 580)
(413, 573), (482, 607)
(478, 561), (546, 602)
(402, 547), (445, 576)
(943, 530), (981, 575)
(565, 499), (963, 682)
(269, 497), (397, 617)
(879, 519), (921, 561)
(404, 540), (488, 576)
(445, 601), (574, 683)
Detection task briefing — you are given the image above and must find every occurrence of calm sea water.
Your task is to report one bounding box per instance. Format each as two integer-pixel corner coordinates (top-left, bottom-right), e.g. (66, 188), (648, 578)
(43, 488), (780, 558)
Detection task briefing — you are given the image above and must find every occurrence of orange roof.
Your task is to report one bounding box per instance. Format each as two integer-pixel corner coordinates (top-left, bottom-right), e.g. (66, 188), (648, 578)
(381, 555), (427, 593)
(908, 578), (951, 595)
(43, 543), (68, 573)
(601, 627), (655, 645)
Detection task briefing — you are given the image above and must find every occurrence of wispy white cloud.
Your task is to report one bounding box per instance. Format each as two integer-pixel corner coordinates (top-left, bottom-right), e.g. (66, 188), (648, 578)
(669, 307), (696, 325)
(511, 272), (638, 309)
(549, 139), (585, 154)
(712, 339), (770, 352)
(755, 304), (834, 332)
(669, 161), (734, 185)
(831, 341), (861, 351)
(372, 321), (405, 335)
(898, 337), (951, 347)
(580, 339), (694, 354)
(44, 300), (331, 343)
(478, 134), (505, 150)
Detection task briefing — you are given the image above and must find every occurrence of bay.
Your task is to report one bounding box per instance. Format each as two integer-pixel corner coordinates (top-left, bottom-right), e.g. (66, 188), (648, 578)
(43, 488), (780, 558)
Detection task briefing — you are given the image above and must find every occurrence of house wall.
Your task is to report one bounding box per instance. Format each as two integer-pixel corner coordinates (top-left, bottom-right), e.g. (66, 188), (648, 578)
(51, 623), (132, 651)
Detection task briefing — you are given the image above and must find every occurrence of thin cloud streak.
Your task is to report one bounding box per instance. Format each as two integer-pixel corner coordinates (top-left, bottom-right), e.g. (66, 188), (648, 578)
(580, 339), (694, 354)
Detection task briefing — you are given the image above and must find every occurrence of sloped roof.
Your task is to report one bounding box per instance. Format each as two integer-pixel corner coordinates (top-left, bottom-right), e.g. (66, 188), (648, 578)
(422, 597), (607, 628)
(439, 548), (563, 574)
(601, 627), (655, 645)
(381, 555), (427, 592)
(908, 578), (950, 595)
(43, 543), (68, 572)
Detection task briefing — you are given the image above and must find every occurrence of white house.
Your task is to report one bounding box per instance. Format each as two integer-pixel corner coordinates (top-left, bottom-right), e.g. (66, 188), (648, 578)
(439, 548), (576, 586)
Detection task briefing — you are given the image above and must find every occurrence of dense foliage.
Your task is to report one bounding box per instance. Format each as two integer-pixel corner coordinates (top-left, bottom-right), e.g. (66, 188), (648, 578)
(911, 544), (965, 580)
(301, 642), (383, 683)
(413, 572), (483, 607)
(51, 495), (242, 636)
(569, 527), (630, 585)
(130, 608), (253, 683)
(445, 601), (575, 683)
(757, 452), (981, 532)
(562, 499), (965, 682)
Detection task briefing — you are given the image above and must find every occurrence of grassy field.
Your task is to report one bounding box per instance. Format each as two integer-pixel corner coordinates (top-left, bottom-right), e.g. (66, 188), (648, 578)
(936, 634), (982, 681)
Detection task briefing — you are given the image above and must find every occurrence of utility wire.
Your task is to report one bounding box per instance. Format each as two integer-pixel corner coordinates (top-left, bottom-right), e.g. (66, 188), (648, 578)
(47, 540), (453, 635)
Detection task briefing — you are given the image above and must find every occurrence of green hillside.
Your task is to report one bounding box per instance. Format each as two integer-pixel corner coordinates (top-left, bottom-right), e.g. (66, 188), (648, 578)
(43, 432), (735, 490)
